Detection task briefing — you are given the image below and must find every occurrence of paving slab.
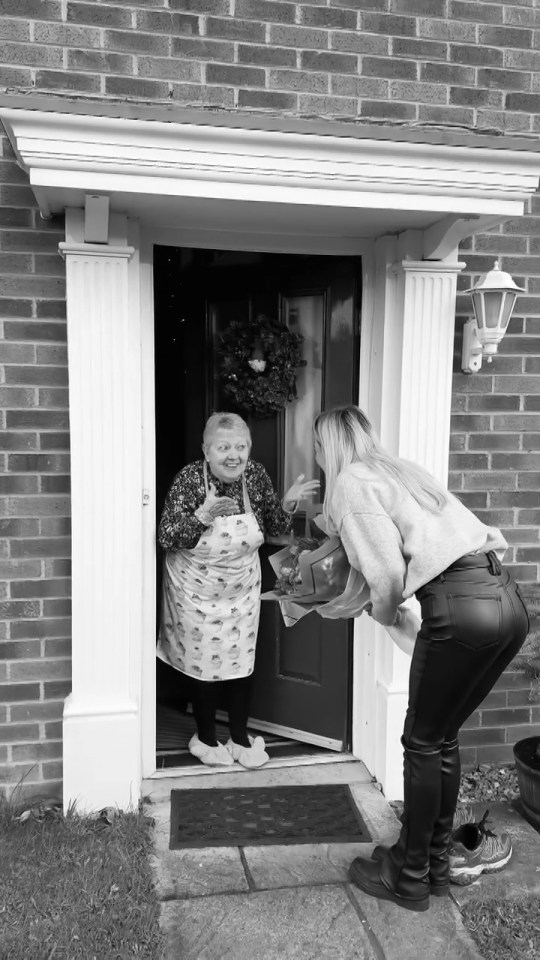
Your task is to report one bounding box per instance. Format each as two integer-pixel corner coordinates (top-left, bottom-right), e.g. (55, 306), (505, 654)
(449, 801), (540, 907)
(349, 884), (483, 960)
(161, 884), (380, 960)
(243, 841), (377, 889)
(150, 798), (249, 899)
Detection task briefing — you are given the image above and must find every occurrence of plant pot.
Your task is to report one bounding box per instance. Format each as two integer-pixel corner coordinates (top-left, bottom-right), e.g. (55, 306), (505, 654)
(513, 736), (540, 829)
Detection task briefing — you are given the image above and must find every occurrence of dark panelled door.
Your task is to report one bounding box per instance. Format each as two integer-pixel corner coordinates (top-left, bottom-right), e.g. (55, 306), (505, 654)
(154, 249), (361, 750)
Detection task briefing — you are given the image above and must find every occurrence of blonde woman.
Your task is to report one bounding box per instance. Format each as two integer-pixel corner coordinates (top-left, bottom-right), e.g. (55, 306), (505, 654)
(158, 412), (318, 769)
(313, 405), (528, 912)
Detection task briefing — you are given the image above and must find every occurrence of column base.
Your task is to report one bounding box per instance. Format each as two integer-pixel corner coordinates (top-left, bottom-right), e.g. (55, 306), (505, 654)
(63, 694), (141, 813)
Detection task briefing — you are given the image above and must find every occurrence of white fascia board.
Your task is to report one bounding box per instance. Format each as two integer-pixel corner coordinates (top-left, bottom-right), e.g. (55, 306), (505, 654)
(2, 107), (539, 216)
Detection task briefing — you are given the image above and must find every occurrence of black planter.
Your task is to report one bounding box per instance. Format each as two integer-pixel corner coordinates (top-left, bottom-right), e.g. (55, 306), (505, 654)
(514, 736), (540, 829)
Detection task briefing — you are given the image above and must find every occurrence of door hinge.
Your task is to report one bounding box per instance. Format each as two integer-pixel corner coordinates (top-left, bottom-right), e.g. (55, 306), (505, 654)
(142, 489), (150, 506)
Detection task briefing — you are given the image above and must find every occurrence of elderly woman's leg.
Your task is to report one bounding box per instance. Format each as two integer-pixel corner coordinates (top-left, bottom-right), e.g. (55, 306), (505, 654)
(188, 678), (233, 765)
(225, 676), (269, 768)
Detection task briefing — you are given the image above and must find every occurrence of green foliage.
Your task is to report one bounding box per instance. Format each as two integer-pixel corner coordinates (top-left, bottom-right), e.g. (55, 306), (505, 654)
(462, 896), (540, 960)
(0, 804), (164, 960)
(220, 314), (305, 418)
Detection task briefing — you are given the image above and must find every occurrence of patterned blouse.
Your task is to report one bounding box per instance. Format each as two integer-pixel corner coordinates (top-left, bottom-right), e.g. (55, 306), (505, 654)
(158, 459), (292, 551)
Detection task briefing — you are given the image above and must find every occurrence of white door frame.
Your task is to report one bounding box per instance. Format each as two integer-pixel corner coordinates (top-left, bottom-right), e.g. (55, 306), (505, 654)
(139, 228), (377, 781)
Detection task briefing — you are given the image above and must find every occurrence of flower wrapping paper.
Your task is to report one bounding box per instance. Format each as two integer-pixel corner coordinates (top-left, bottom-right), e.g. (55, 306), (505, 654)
(261, 531), (420, 655)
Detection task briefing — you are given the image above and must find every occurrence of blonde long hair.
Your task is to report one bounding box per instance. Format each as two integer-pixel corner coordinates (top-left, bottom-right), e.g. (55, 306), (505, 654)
(313, 406), (448, 525)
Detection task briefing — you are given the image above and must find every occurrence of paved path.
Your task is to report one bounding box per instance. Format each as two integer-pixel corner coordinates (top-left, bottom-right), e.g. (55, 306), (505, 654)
(144, 763), (540, 959)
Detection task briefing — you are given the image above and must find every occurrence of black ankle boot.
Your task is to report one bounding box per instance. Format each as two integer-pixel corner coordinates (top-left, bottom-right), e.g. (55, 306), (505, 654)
(370, 739), (460, 897)
(353, 742), (442, 910)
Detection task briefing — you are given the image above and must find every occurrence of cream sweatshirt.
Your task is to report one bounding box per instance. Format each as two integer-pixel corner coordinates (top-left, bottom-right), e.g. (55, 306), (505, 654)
(329, 461), (508, 626)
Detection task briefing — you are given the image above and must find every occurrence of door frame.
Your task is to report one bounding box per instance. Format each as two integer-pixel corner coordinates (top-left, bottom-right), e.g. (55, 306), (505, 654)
(140, 228), (376, 780)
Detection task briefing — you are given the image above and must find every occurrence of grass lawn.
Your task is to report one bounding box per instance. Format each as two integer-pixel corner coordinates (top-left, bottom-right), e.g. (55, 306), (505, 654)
(0, 799), (164, 960)
(462, 896), (540, 960)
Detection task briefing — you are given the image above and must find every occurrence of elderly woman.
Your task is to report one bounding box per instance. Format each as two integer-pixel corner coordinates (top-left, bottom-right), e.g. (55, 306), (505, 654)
(157, 412), (318, 768)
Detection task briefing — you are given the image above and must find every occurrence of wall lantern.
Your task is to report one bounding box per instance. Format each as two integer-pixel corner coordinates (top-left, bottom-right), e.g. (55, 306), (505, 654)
(461, 260), (524, 374)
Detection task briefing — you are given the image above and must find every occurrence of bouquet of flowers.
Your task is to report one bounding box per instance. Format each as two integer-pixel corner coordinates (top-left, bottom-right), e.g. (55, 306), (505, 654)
(261, 518), (420, 655)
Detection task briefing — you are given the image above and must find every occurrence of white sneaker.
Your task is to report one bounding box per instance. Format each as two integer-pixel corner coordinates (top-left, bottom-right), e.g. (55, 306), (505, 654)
(226, 735), (269, 768)
(188, 734), (234, 766)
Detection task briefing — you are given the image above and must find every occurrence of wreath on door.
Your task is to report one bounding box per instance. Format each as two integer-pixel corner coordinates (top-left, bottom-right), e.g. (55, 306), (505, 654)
(220, 314), (306, 418)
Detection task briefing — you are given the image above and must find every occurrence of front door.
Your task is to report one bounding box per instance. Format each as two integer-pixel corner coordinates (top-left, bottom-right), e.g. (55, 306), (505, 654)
(154, 248), (361, 751)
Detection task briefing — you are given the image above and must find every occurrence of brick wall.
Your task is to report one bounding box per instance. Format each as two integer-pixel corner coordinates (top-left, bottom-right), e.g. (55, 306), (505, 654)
(0, 130), (69, 801)
(1, 0), (540, 797)
(0, 0), (539, 132)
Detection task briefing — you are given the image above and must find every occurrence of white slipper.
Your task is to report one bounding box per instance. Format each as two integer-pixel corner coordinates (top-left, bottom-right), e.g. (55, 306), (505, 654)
(188, 733), (234, 766)
(226, 735), (269, 768)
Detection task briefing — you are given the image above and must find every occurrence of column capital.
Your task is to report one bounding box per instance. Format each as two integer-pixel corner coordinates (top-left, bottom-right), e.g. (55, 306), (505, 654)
(59, 241), (135, 260)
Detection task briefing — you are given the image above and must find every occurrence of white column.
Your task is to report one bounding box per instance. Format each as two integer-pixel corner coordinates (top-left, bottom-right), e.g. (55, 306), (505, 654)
(60, 209), (143, 812)
(355, 233), (464, 799)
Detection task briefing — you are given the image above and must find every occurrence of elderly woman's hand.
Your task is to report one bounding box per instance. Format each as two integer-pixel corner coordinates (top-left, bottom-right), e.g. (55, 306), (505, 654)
(195, 483), (240, 526)
(282, 474), (320, 514)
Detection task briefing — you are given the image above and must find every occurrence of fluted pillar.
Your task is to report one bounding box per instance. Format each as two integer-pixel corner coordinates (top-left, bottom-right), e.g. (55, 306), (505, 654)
(60, 209), (142, 812)
(355, 235), (465, 799)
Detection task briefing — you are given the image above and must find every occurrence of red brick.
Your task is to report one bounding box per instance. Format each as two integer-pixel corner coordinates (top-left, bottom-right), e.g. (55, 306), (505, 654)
(0, 0), (62, 19)
(479, 25), (533, 49)
(300, 5), (357, 30)
(34, 70), (101, 93)
(11, 578), (71, 599)
(238, 89), (298, 110)
(12, 740), (63, 761)
(0, 641), (40, 660)
(0, 301), (32, 319)
(360, 100), (417, 120)
(137, 56), (201, 82)
(67, 49), (134, 73)
(11, 700), (63, 722)
(44, 638), (71, 657)
(331, 31), (389, 55)
(297, 93), (357, 115)
(301, 50), (358, 74)
(236, 0), (296, 23)
(269, 69), (328, 93)
(3, 322), (66, 343)
(460, 727), (506, 746)
(207, 16), (266, 42)
(0, 476), (39, 495)
(450, 0), (502, 24)
(363, 56), (417, 80)
(67, 1), (133, 28)
(391, 0), (446, 14)
(104, 28), (173, 54)
(34, 21), (102, 47)
(8, 454), (70, 472)
(136, 9), (200, 35)
(105, 76), (170, 98)
(170, 0), (229, 10)
(450, 43), (504, 66)
(0, 723), (40, 742)
(0, 600), (40, 619)
(206, 63), (266, 86)
(469, 432), (520, 449)
(10, 538), (70, 559)
(174, 37), (235, 62)
(269, 24), (328, 48)
(0, 682), (40, 702)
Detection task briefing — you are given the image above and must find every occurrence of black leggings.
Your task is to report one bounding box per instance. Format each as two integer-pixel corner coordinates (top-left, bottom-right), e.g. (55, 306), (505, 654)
(189, 675), (253, 747)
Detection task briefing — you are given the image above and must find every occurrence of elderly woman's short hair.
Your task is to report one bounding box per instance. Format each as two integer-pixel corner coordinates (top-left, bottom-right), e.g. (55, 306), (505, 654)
(203, 412), (251, 446)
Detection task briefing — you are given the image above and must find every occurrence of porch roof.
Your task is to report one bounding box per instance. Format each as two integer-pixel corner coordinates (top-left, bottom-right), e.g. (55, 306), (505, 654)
(1, 94), (539, 258)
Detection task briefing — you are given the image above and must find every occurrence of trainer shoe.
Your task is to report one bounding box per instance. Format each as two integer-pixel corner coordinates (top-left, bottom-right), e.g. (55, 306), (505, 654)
(188, 733), (234, 766)
(453, 805), (475, 830)
(449, 810), (512, 886)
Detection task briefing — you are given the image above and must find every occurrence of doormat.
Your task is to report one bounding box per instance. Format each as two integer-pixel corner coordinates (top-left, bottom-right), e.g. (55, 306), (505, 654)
(169, 784), (371, 849)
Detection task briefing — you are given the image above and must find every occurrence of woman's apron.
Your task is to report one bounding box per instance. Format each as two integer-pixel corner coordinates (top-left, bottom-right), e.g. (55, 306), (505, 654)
(157, 464), (264, 681)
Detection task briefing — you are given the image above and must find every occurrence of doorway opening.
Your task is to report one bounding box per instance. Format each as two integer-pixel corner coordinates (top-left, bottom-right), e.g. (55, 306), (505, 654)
(153, 246), (362, 770)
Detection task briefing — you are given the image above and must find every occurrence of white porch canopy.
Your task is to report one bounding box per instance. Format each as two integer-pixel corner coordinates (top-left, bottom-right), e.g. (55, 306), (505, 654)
(1, 98), (539, 810)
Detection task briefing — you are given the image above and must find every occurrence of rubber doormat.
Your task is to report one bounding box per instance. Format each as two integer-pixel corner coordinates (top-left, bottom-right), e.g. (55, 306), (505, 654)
(169, 784), (371, 849)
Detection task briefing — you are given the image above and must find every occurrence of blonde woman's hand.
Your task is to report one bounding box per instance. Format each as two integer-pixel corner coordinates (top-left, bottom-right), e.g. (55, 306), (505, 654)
(283, 474), (320, 513)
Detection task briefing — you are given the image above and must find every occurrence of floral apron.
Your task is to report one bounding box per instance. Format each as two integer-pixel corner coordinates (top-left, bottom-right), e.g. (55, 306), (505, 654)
(157, 464), (264, 681)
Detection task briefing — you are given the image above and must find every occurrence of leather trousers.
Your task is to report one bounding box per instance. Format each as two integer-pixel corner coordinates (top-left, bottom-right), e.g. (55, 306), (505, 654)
(381, 551), (529, 902)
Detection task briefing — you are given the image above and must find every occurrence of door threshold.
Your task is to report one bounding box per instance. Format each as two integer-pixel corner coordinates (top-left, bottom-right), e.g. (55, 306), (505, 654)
(147, 750), (357, 780)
